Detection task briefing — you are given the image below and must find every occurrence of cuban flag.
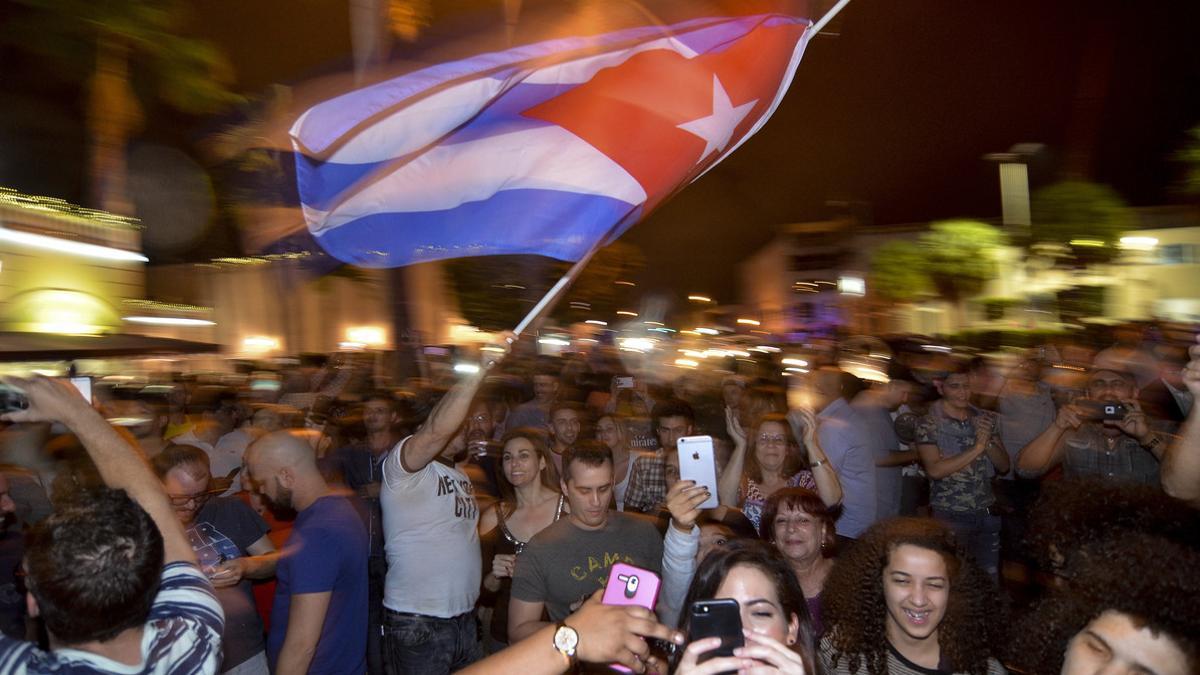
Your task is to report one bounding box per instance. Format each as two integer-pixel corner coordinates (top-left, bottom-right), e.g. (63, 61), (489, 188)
(290, 3), (818, 268)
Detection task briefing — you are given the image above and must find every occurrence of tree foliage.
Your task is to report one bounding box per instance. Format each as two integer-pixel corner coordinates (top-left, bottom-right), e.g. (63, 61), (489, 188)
(918, 219), (1006, 302)
(1030, 181), (1134, 262)
(867, 240), (930, 303)
(445, 242), (647, 331)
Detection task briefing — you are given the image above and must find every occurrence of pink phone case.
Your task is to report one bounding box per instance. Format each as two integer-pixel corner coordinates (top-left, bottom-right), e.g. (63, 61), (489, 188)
(602, 563), (662, 674)
(602, 562), (661, 610)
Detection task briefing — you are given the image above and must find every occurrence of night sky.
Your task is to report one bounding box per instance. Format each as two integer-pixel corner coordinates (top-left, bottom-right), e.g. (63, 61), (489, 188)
(2, 0), (1198, 303)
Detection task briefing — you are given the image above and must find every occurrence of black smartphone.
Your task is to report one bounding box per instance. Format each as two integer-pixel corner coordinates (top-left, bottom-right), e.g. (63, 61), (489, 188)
(1077, 399), (1128, 421)
(688, 599), (743, 667)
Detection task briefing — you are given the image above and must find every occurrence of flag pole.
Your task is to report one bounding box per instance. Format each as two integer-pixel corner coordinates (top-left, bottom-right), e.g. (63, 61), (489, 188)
(513, 239), (606, 336)
(810, 0), (851, 35)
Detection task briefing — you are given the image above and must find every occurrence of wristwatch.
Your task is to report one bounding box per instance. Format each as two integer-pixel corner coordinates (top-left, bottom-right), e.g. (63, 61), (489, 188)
(1141, 433), (1163, 452)
(553, 622), (579, 668)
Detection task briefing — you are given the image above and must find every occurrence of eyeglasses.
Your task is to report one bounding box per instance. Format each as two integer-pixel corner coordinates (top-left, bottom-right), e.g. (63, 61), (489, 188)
(167, 491), (216, 508)
(757, 434), (788, 445)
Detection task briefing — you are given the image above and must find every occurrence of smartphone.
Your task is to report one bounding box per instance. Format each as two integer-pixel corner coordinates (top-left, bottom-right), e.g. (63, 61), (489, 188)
(69, 376), (93, 403)
(688, 599), (744, 666)
(1077, 399), (1128, 421)
(603, 564), (661, 673)
(677, 436), (720, 509)
(615, 376), (635, 389)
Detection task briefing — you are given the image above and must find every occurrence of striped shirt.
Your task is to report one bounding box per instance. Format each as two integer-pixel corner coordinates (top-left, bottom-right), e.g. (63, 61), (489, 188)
(0, 562), (225, 674)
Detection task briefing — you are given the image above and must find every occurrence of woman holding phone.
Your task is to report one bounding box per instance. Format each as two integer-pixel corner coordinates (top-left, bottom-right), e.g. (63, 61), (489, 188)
(674, 540), (818, 675)
(478, 428), (567, 649)
(720, 411), (842, 532)
(820, 518), (1006, 675)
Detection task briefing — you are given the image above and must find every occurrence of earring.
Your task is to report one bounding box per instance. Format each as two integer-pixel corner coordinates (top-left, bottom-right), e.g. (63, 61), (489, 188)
(787, 637), (796, 645)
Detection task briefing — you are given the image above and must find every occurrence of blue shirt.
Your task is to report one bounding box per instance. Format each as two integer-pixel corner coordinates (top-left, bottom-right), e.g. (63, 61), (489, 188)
(269, 494), (368, 675)
(817, 398), (877, 538)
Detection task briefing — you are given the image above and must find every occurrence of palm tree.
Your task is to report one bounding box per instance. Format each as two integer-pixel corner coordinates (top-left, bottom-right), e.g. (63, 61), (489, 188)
(4, 0), (241, 214)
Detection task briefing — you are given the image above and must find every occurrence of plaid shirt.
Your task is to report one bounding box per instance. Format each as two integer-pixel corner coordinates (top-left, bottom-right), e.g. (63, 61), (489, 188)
(623, 452), (667, 513)
(1060, 424), (1161, 486)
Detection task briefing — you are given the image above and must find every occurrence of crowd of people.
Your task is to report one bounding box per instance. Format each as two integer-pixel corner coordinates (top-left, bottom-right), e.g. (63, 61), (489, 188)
(0, 320), (1197, 675)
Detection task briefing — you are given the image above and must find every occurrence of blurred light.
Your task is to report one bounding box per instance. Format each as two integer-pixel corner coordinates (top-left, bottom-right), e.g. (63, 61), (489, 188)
(0, 227), (148, 262)
(695, 327), (719, 335)
(756, 345), (782, 353)
(480, 345), (506, 353)
(842, 363), (888, 383)
(614, 280), (636, 286)
(620, 337), (656, 352)
(644, 321), (664, 326)
(124, 316), (215, 326)
(704, 349), (730, 358)
(680, 330), (701, 336)
(680, 349), (706, 358)
(243, 336), (280, 353)
(577, 338), (599, 344)
(675, 359), (700, 368)
(650, 327), (676, 333)
(782, 358), (808, 367)
(453, 362), (481, 374)
(538, 337), (571, 346)
(346, 325), (387, 346)
(687, 295), (713, 303)
(921, 344), (952, 353)
(784, 367), (809, 373)
(584, 319), (608, 326)
(616, 310), (638, 317)
(837, 275), (866, 296)
(727, 349), (751, 357)
(751, 330), (770, 335)
(1069, 238), (1106, 248)
(1119, 236), (1158, 251)
(338, 341), (366, 351)
(736, 318), (760, 326)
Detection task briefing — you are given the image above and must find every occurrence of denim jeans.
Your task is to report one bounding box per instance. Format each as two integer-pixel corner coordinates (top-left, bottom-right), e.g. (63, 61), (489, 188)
(932, 509), (1001, 580)
(382, 609), (482, 675)
(367, 556), (387, 675)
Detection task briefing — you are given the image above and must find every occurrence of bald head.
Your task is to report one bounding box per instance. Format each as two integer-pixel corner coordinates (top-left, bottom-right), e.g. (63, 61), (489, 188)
(245, 430), (325, 510)
(247, 430), (318, 471)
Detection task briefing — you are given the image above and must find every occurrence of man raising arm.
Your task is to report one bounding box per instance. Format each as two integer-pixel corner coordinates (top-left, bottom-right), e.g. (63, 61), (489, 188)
(0, 376), (223, 673)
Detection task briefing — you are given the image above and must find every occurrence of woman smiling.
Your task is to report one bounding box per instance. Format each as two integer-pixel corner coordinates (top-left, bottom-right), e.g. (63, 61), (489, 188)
(820, 518), (1006, 675)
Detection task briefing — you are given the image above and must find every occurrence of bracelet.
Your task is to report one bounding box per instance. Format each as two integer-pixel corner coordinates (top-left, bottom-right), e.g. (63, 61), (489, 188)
(810, 459), (826, 469)
(1141, 434), (1162, 452)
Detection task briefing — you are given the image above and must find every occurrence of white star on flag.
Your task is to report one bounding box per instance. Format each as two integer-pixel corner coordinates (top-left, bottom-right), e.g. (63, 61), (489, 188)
(676, 74), (758, 161)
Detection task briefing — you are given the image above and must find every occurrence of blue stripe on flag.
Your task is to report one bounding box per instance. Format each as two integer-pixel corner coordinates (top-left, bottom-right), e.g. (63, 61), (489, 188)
(313, 189), (641, 267)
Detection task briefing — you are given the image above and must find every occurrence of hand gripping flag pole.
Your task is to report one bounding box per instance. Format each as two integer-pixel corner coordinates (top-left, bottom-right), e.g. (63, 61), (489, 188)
(509, 0), (852, 338)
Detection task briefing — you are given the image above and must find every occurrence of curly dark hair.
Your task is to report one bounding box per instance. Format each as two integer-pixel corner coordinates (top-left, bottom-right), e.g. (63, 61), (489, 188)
(1005, 532), (1200, 673)
(25, 487), (164, 645)
(1026, 478), (1200, 573)
(822, 518), (1004, 675)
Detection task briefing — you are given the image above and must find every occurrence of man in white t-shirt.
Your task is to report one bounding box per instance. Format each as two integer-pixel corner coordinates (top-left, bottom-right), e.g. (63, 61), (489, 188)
(381, 342), (510, 674)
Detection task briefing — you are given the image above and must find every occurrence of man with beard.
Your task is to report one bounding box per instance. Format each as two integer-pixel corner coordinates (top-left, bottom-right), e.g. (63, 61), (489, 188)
(152, 444), (277, 674)
(244, 431), (368, 675)
(379, 341), (513, 674)
(547, 401), (585, 474)
(1018, 364), (1161, 487)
